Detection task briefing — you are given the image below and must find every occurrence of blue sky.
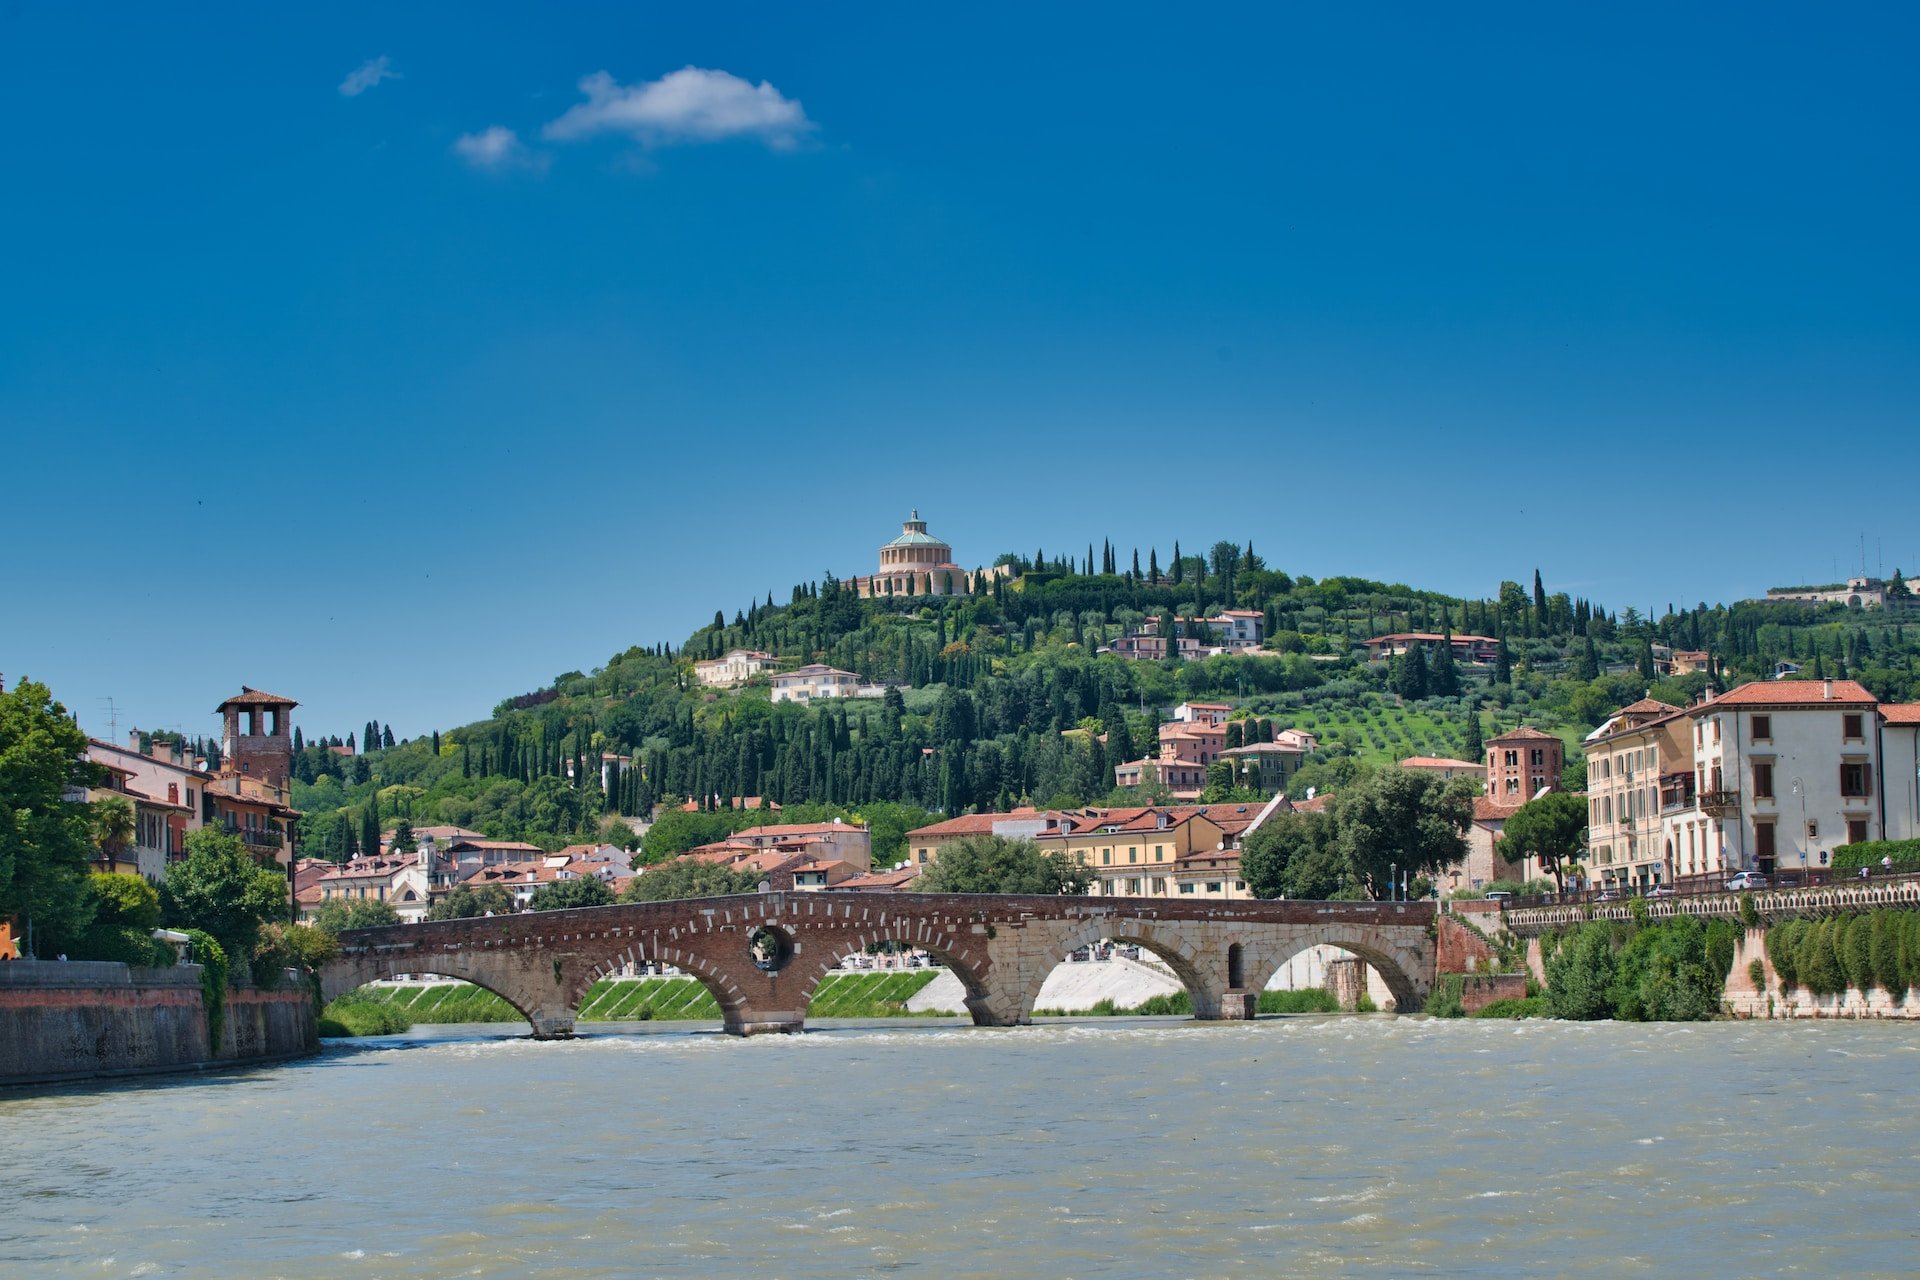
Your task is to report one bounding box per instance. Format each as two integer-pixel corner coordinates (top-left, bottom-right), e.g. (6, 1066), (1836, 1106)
(3, 3), (1916, 744)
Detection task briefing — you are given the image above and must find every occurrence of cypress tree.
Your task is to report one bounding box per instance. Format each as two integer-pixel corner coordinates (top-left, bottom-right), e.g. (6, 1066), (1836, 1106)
(1494, 638), (1512, 685)
(1463, 708), (1485, 764)
(431, 729), (441, 756)
(1172, 542), (1183, 584)
(360, 801), (381, 860)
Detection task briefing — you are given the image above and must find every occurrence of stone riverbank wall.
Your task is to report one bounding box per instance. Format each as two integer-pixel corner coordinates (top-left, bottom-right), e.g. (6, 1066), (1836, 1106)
(0, 960), (317, 1087)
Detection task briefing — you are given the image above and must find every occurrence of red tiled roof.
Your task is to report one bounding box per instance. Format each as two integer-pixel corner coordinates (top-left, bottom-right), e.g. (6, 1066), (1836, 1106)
(1704, 679), (1877, 707)
(833, 866), (923, 891)
(906, 809), (1048, 839)
(1473, 796), (1523, 822)
(1488, 725), (1559, 742)
(215, 686), (298, 710)
(1399, 756), (1482, 769)
(734, 821), (867, 838)
(1882, 704), (1920, 725)
(1617, 698), (1682, 716)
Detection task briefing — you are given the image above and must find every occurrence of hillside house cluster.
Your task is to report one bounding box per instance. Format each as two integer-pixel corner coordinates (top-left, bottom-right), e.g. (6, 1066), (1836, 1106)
(1111, 703), (1318, 800)
(1100, 610), (1267, 661)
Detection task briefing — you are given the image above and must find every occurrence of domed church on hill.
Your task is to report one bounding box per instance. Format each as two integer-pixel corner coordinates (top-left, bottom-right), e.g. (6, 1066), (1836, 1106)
(852, 511), (1004, 599)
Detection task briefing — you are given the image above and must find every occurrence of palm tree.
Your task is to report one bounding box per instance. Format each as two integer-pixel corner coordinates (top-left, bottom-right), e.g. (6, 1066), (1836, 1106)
(90, 795), (135, 867)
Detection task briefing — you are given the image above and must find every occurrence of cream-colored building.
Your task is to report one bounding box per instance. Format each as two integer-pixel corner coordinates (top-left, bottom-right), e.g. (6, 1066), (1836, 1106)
(1583, 698), (1689, 892)
(851, 511), (1006, 599)
(770, 664), (864, 703)
(693, 649), (774, 689)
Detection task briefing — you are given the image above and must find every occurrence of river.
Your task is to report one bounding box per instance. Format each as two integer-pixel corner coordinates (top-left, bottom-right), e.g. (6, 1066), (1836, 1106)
(3, 1016), (1916, 1278)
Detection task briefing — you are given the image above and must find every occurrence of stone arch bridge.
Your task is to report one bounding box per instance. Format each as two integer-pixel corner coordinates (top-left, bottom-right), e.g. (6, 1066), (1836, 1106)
(321, 892), (1441, 1037)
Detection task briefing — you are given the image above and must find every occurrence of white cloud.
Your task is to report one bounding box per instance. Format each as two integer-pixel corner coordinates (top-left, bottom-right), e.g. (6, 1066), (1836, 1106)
(339, 56), (399, 97)
(543, 66), (813, 149)
(452, 126), (548, 173)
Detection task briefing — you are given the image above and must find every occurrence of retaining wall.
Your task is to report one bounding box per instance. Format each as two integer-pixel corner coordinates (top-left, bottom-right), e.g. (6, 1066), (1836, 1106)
(0, 960), (317, 1086)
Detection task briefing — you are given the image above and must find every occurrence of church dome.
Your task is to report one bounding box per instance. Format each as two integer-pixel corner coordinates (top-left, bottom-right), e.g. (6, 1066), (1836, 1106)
(882, 510), (949, 551)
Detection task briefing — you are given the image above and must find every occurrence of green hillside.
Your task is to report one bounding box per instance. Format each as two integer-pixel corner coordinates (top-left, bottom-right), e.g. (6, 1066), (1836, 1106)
(285, 547), (1920, 863)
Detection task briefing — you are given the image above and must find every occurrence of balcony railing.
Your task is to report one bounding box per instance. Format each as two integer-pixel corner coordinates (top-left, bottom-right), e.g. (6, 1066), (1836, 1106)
(1698, 788), (1741, 815)
(223, 822), (285, 850)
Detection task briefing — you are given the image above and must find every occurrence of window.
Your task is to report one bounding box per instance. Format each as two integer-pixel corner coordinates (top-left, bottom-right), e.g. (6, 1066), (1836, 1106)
(1128, 847), (1137, 864)
(1751, 715), (1771, 742)
(1504, 750), (1519, 766)
(1150, 877), (1165, 894)
(1154, 845), (1164, 861)
(1848, 819), (1869, 844)
(1752, 761), (1773, 799)
(1806, 820), (1819, 839)
(1179, 883), (1195, 894)
(1205, 882), (1222, 894)
(1755, 822), (1775, 861)
(1843, 713), (1864, 740)
(1840, 762), (1871, 798)
(1101, 850), (1111, 865)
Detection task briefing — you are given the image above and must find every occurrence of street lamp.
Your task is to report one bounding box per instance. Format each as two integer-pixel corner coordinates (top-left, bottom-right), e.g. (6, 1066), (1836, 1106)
(1390, 862), (1398, 902)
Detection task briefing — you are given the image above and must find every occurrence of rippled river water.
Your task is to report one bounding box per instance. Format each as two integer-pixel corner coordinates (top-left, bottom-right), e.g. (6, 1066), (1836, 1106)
(4, 1016), (1918, 1278)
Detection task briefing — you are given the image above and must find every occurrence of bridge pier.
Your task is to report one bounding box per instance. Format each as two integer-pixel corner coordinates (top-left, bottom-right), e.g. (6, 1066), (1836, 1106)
(529, 1011), (576, 1039)
(1218, 990), (1258, 1020)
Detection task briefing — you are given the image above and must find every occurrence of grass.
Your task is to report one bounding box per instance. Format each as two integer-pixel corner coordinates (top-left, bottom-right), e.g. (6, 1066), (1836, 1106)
(318, 992), (416, 1037)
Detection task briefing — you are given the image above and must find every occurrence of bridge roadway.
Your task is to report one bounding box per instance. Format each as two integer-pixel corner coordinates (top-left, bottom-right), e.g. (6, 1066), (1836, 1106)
(322, 891), (1440, 1037)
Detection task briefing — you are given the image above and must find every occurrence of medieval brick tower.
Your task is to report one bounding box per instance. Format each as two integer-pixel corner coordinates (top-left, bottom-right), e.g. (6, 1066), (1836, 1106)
(216, 687), (298, 790)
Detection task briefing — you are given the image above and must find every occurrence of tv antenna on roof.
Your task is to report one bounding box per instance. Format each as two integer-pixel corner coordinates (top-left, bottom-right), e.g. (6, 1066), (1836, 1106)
(99, 696), (120, 742)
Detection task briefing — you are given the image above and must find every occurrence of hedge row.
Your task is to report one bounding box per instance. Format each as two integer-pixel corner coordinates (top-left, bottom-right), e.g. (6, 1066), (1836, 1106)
(1832, 840), (1920, 875)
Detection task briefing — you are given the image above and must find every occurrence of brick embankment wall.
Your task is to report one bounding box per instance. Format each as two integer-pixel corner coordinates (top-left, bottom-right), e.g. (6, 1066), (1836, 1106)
(1456, 973), (1528, 1013)
(0, 961), (317, 1087)
(1435, 912), (1498, 973)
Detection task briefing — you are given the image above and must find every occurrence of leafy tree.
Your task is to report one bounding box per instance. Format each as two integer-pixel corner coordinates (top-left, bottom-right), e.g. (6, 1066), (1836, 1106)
(312, 898), (401, 932)
(1610, 914), (1721, 1021)
(1331, 768), (1469, 895)
(527, 876), (616, 911)
(1499, 791), (1589, 892)
(0, 679), (101, 955)
(918, 834), (1093, 894)
(1544, 922), (1617, 1019)
(621, 859), (761, 902)
(88, 872), (160, 931)
(427, 883), (516, 920)
(161, 826), (290, 961)
(1240, 811), (1341, 899)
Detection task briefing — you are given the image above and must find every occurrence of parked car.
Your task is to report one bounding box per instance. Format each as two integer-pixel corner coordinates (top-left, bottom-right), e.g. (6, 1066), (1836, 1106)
(1726, 871), (1770, 891)
(1645, 886), (1675, 899)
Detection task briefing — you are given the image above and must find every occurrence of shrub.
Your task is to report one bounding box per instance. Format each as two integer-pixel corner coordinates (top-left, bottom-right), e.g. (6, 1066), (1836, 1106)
(1840, 916), (1875, 993)
(185, 929), (228, 1054)
(1704, 919), (1738, 981)
(74, 924), (173, 968)
(1799, 921), (1847, 996)
(1870, 912), (1903, 998)
(1424, 974), (1466, 1018)
(1258, 988), (1340, 1014)
(1768, 920), (1801, 990)
(1132, 991), (1193, 1016)
(1472, 996), (1546, 1018)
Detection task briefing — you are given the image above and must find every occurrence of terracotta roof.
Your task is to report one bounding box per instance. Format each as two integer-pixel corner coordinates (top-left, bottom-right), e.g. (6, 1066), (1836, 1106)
(1217, 743), (1304, 757)
(906, 809), (1048, 839)
(215, 686), (298, 710)
(734, 821), (867, 838)
(1617, 698), (1682, 716)
(773, 664), (860, 680)
(1882, 704), (1920, 725)
(1291, 794), (1332, 813)
(833, 866), (923, 891)
(447, 837), (543, 854)
(1473, 796), (1523, 822)
(1399, 756), (1482, 769)
(1488, 725), (1560, 743)
(1703, 679), (1878, 707)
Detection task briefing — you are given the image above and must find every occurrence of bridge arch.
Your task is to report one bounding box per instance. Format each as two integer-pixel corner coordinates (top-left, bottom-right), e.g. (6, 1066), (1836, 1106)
(320, 953), (545, 1036)
(1241, 925), (1426, 1012)
(791, 927), (994, 1026)
(1018, 916), (1226, 1020)
(576, 937), (753, 1032)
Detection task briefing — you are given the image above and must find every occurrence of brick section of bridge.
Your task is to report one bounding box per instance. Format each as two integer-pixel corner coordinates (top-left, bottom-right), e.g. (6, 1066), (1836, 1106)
(322, 892), (1438, 1037)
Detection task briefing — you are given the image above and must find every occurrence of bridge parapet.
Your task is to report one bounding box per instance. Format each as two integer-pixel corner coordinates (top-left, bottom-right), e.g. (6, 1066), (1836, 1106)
(1503, 880), (1920, 936)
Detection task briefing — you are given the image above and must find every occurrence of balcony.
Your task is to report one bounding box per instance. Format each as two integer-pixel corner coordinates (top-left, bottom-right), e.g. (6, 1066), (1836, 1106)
(1698, 789), (1741, 816)
(223, 822), (285, 851)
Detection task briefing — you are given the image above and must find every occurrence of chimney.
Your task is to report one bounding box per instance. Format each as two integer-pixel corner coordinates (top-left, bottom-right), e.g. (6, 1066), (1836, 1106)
(129, 728), (143, 751)
(1824, 680), (1833, 701)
